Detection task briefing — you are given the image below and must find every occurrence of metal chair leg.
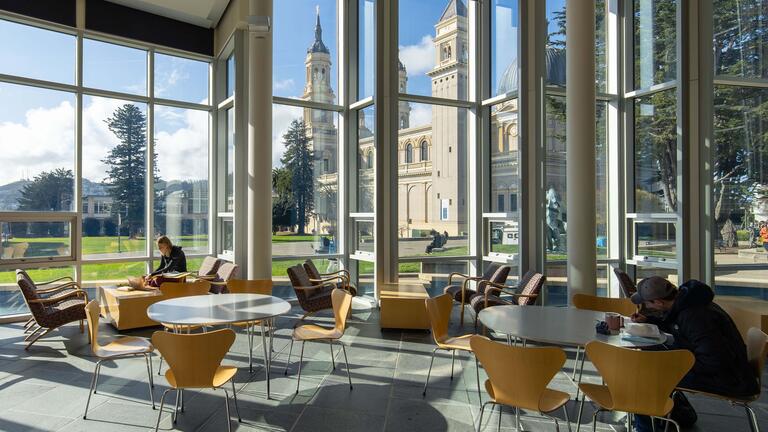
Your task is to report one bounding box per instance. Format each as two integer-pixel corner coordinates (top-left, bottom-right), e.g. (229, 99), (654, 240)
(92, 361), (103, 394)
(476, 401), (491, 432)
(423, 348), (438, 396)
(591, 408), (603, 432)
(231, 380), (242, 422)
(563, 404), (572, 432)
(652, 416), (681, 432)
(83, 359), (102, 419)
(475, 355), (482, 404)
(144, 354), (155, 409)
(498, 404), (503, 431)
(285, 337), (294, 375)
(576, 394), (586, 432)
(329, 340), (336, 369)
(154, 389), (172, 432)
(223, 389), (232, 432)
(157, 356), (164, 375)
(744, 404), (760, 432)
(450, 350), (455, 380)
(572, 346), (581, 379)
(341, 342), (353, 389)
(173, 389), (180, 423)
(296, 341), (305, 394)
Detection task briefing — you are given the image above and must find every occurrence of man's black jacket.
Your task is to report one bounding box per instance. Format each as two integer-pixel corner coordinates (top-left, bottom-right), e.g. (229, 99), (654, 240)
(650, 280), (759, 397)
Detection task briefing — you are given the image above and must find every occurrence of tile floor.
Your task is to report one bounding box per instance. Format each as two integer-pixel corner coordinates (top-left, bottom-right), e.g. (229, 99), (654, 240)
(0, 298), (764, 431)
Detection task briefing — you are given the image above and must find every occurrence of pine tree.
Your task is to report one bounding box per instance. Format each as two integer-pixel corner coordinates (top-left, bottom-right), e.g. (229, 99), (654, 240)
(16, 168), (73, 237)
(102, 104), (156, 238)
(281, 119), (315, 234)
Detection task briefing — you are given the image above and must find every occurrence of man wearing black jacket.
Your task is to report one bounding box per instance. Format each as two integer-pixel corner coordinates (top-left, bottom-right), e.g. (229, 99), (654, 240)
(630, 277), (758, 431)
(151, 235), (187, 276)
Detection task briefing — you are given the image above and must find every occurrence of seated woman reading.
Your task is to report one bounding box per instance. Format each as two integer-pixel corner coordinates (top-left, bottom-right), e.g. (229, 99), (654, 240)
(150, 235), (187, 276)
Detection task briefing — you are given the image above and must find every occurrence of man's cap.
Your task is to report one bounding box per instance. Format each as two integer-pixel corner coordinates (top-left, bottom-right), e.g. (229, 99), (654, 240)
(631, 276), (677, 305)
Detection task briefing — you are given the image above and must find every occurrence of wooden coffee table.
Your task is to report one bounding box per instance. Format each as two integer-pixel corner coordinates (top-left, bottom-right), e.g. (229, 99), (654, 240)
(379, 282), (430, 330)
(98, 286), (163, 330)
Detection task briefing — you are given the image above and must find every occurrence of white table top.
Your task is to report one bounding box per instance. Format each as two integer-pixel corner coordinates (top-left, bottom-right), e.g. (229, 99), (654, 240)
(478, 305), (666, 348)
(147, 294), (291, 326)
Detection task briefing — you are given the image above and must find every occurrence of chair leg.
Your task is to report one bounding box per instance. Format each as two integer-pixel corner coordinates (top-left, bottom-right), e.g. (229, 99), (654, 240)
(652, 416), (681, 432)
(231, 380), (242, 422)
(340, 342), (353, 389)
(460, 298), (465, 326)
(173, 389), (180, 423)
(144, 354), (155, 409)
(157, 356), (163, 375)
(285, 337), (294, 376)
(329, 340), (336, 369)
(223, 389), (233, 432)
(83, 359), (102, 419)
(563, 404), (572, 432)
(450, 350), (455, 380)
(475, 355), (482, 404)
(744, 404), (760, 432)
(296, 341), (306, 394)
(423, 348), (438, 396)
(92, 361), (103, 394)
(572, 346), (581, 379)
(80, 319), (84, 333)
(154, 389), (172, 432)
(498, 404), (503, 431)
(576, 394), (585, 432)
(24, 325), (43, 342)
(476, 401), (492, 432)
(591, 408), (601, 432)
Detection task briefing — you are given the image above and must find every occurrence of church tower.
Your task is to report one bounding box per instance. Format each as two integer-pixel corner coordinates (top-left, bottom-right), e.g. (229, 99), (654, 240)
(302, 6), (338, 176)
(398, 60), (411, 129)
(427, 0), (468, 235)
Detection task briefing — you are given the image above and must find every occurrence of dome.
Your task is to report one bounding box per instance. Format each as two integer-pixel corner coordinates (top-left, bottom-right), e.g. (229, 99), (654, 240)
(497, 47), (566, 94)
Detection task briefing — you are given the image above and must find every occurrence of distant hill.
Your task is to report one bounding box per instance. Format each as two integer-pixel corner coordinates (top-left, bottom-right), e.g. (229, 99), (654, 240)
(0, 178), (110, 211)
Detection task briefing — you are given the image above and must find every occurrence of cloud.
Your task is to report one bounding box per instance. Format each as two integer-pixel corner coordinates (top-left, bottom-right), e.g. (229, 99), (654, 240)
(273, 78), (296, 93)
(0, 97), (209, 186)
(272, 104), (304, 168)
(409, 104), (432, 128)
(399, 35), (435, 76)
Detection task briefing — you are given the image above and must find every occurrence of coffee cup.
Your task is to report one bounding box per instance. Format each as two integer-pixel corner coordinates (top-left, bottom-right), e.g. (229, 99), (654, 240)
(605, 312), (621, 331)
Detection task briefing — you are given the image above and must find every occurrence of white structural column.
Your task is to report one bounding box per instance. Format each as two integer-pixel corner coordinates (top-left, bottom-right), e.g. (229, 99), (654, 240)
(247, 0), (273, 279)
(565, 1), (596, 300)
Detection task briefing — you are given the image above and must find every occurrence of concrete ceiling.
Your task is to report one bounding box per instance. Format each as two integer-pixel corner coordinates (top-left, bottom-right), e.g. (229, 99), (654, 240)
(105, 0), (230, 28)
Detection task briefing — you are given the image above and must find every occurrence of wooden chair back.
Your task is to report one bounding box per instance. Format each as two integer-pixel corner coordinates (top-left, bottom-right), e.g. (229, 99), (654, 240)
(471, 336), (566, 412)
(572, 293), (637, 317)
(85, 300), (101, 351)
(425, 293), (452, 344)
(746, 327), (768, 388)
(227, 279), (272, 295)
(159, 280), (211, 300)
(151, 328), (235, 389)
(585, 341), (694, 416)
(332, 288), (353, 333)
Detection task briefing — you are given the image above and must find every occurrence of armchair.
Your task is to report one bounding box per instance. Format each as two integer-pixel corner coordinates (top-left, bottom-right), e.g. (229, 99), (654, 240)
(286, 265), (334, 320)
(443, 263), (511, 326)
(470, 272), (545, 330)
(303, 259), (357, 296)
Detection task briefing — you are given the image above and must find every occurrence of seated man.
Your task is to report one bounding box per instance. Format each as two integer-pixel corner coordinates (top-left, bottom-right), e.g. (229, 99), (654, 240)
(630, 277), (759, 431)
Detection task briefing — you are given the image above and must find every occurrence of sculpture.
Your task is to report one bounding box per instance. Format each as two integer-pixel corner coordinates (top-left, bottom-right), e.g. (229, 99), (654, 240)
(546, 187), (566, 252)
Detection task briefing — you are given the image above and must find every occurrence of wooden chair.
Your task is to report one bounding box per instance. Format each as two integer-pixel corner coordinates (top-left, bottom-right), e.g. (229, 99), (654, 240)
(16, 269), (81, 334)
(578, 340), (695, 432)
(471, 273), (545, 332)
(443, 264), (512, 326)
(192, 256), (223, 280)
(151, 329), (241, 432)
(572, 293), (637, 317)
(284, 289), (353, 393)
(286, 264), (334, 320)
(423, 293), (487, 401)
(303, 259), (357, 296)
(156, 280), (212, 374)
(83, 300), (155, 419)
(16, 270), (88, 350)
(208, 261), (240, 293)
(676, 327), (767, 432)
(470, 336), (570, 432)
(227, 279), (274, 372)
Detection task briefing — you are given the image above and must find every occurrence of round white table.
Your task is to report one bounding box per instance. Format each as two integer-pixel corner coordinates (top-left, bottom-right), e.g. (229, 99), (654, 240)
(478, 305), (666, 349)
(479, 305), (667, 432)
(148, 294), (291, 399)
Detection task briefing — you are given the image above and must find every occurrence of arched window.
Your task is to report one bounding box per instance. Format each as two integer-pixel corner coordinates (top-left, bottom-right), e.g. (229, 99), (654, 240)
(420, 141), (429, 161)
(405, 144), (413, 163)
